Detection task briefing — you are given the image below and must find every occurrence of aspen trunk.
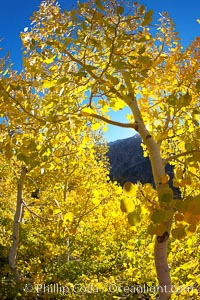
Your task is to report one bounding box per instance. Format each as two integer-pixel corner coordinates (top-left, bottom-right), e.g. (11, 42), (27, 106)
(129, 95), (172, 300)
(9, 166), (27, 282)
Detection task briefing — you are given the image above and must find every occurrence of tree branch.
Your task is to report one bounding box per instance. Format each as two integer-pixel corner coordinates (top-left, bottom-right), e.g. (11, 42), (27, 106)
(9, 166), (28, 283)
(80, 111), (138, 129)
(0, 84), (43, 122)
(164, 150), (200, 163)
(22, 200), (47, 221)
(64, 50), (124, 100)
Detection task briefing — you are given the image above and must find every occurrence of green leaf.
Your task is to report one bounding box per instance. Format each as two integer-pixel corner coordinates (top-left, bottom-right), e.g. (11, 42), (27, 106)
(27, 140), (37, 151)
(57, 77), (68, 85)
(95, 0), (104, 10)
(29, 160), (40, 169)
(39, 119), (46, 126)
(177, 92), (192, 108)
(182, 92), (192, 106)
(166, 94), (177, 106)
(75, 71), (87, 78)
(127, 207), (141, 226)
(196, 79), (200, 91)
(171, 227), (186, 240)
(138, 56), (152, 66)
(151, 210), (173, 224)
(158, 186), (173, 202)
(10, 84), (21, 90)
(17, 153), (30, 164)
(139, 4), (145, 15)
(141, 10), (153, 26)
(106, 74), (119, 85)
(85, 65), (98, 72)
(193, 119), (199, 127)
(138, 46), (146, 55)
(5, 144), (13, 159)
(117, 6), (124, 15)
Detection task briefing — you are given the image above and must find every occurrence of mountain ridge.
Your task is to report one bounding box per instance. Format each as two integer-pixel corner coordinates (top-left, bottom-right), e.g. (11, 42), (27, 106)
(107, 135), (181, 198)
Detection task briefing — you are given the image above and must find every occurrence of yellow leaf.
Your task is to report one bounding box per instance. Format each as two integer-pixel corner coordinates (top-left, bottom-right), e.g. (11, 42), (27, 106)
(175, 167), (183, 179)
(123, 182), (137, 197)
(120, 198), (135, 213)
(64, 212), (74, 222)
(54, 149), (60, 157)
(161, 174), (170, 184)
(42, 80), (56, 88)
(53, 209), (61, 215)
(178, 141), (185, 151)
(44, 54), (57, 64)
(180, 177), (192, 187)
(102, 126), (108, 132)
(92, 122), (101, 130)
(80, 107), (94, 116)
(92, 197), (100, 205)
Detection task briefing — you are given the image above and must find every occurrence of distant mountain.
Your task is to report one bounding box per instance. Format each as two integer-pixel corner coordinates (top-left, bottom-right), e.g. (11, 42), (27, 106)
(107, 135), (181, 198)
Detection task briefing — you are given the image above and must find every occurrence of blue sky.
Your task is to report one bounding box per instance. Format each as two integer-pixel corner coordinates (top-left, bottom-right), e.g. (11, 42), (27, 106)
(0, 0), (199, 142)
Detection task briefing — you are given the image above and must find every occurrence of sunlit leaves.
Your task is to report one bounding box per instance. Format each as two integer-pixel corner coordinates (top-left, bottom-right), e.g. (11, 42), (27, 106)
(0, 5), (200, 299)
(43, 54), (57, 64)
(80, 107), (94, 117)
(42, 79), (57, 89)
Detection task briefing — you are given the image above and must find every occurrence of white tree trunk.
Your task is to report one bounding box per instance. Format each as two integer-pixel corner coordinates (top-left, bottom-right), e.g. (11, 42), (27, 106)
(9, 166), (27, 282)
(129, 95), (172, 300)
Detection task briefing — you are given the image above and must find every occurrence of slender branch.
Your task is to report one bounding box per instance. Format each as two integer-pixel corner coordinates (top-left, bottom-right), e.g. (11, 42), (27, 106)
(65, 51), (101, 81)
(158, 112), (171, 145)
(165, 149), (200, 163)
(80, 111), (138, 129)
(0, 84), (43, 122)
(100, 16), (119, 78)
(64, 50), (124, 100)
(22, 200), (47, 221)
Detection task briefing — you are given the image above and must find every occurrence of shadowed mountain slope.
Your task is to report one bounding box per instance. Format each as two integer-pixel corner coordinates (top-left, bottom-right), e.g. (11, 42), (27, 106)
(107, 135), (181, 198)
